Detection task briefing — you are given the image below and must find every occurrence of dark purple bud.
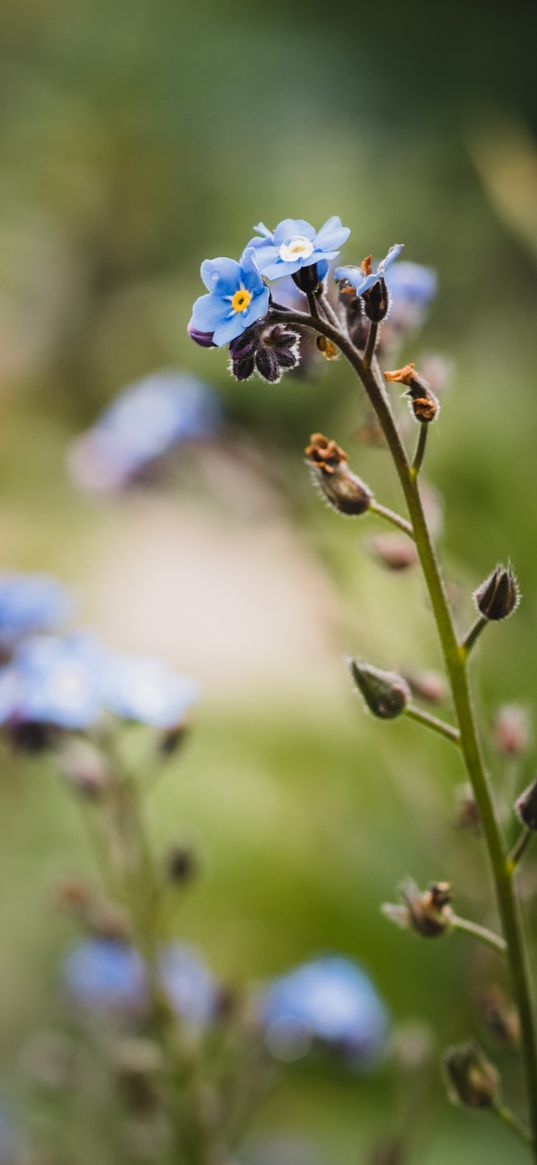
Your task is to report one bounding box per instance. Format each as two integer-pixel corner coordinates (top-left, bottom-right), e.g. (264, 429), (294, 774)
(474, 564), (520, 621)
(349, 660), (410, 719)
(363, 277), (390, 323)
(292, 264), (322, 294)
(229, 329), (259, 361)
(515, 777), (537, 830)
(254, 346), (281, 383)
(187, 323), (216, 348)
(229, 353), (255, 381)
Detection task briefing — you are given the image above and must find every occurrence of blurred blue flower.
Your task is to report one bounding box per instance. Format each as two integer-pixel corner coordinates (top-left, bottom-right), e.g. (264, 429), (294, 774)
(247, 217), (350, 282)
(69, 370), (221, 493)
(385, 260), (437, 308)
(189, 250), (269, 348)
(260, 956), (388, 1067)
(102, 652), (200, 729)
(335, 244), (404, 296)
(63, 938), (148, 1012)
(0, 635), (200, 732)
(0, 635), (103, 730)
(0, 574), (70, 654)
(159, 942), (217, 1024)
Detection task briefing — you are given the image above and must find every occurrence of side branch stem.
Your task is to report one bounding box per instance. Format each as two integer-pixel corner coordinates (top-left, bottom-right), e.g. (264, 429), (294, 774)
(405, 704), (461, 747)
(271, 304), (537, 1154)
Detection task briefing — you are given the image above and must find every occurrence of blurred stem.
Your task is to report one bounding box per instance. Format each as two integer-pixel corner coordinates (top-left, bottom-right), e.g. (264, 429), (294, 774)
(450, 914), (506, 956)
(410, 424), (428, 479)
(461, 614), (488, 657)
(508, 827), (534, 873)
(369, 500), (415, 539)
(270, 303), (537, 1157)
(405, 704), (461, 747)
(494, 1104), (533, 1149)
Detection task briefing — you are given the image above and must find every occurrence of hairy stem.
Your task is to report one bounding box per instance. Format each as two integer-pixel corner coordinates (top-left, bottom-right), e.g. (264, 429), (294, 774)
(271, 304), (537, 1154)
(450, 913), (507, 956)
(461, 614), (488, 657)
(369, 500), (415, 539)
(405, 704), (461, 747)
(410, 424), (429, 479)
(509, 827), (534, 873)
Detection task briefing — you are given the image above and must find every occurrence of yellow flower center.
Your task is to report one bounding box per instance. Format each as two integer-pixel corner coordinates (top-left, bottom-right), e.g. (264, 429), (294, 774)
(231, 288), (252, 314)
(279, 236), (315, 263)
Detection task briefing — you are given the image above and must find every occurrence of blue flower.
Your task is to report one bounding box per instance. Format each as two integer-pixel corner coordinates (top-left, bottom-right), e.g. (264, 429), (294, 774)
(63, 938), (148, 1012)
(69, 371), (222, 493)
(159, 942), (217, 1025)
(247, 217), (350, 282)
(260, 956), (388, 1067)
(102, 652), (200, 730)
(335, 244), (404, 296)
(0, 635), (103, 730)
(0, 574), (71, 654)
(384, 260), (437, 308)
(189, 250), (269, 348)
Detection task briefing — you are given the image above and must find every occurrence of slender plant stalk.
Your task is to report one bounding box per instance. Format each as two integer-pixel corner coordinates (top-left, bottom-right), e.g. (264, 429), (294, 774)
(509, 827), (534, 873)
(410, 424), (428, 479)
(272, 303), (537, 1155)
(369, 500), (415, 539)
(450, 913), (507, 956)
(405, 704), (461, 747)
(494, 1104), (533, 1149)
(461, 614), (488, 657)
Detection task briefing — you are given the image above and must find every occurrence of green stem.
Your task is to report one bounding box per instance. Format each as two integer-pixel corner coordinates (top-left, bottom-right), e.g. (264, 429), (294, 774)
(369, 500), (415, 539)
(271, 305), (537, 1156)
(405, 703), (461, 747)
(494, 1104), (533, 1149)
(461, 614), (488, 658)
(450, 913), (507, 956)
(410, 424), (429, 479)
(508, 827), (534, 873)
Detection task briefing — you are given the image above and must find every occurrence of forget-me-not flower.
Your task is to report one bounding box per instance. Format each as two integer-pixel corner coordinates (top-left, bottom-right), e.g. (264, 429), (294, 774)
(0, 574), (71, 655)
(260, 956), (388, 1067)
(335, 244), (404, 297)
(159, 942), (218, 1025)
(189, 249), (269, 348)
(247, 217), (350, 282)
(102, 652), (200, 730)
(63, 938), (148, 1012)
(385, 260), (437, 308)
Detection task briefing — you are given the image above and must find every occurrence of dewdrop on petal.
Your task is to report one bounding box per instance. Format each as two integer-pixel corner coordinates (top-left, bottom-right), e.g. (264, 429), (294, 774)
(305, 434), (373, 517)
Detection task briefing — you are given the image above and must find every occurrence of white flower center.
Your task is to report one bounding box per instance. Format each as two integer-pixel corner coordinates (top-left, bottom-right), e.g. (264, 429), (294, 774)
(279, 236), (315, 264)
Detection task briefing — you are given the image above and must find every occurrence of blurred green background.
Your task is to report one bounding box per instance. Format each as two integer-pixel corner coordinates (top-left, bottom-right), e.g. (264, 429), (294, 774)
(1, 0), (537, 1160)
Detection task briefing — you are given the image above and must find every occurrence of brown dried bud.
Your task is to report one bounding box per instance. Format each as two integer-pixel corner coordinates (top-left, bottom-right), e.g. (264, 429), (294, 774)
(474, 564), (520, 621)
(383, 879), (453, 939)
(492, 704), (530, 757)
(384, 364), (440, 424)
(480, 986), (520, 1050)
(515, 778), (537, 831)
(368, 534), (418, 572)
(305, 433), (373, 516)
(315, 335), (339, 361)
(443, 1041), (500, 1109)
(349, 660), (410, 720)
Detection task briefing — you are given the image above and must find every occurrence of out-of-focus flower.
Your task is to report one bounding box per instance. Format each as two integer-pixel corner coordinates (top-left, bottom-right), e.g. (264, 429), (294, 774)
(68, 370), (221, 494)
(159, 942), (217, 1025)
(102, 653), (200, 730)
(0, 574), (70, 655)
(383, 880), (453, 939)
(492, 703), (531, 757)
(335, 244), (404, 297)
(0, 635), (200, 734)
(367, 534), (418, 571)
(63, 938), (148, 1012)
(189, 251), (269, 347)
(259, 956), (388, 1066)
(248, 217), (350, 282)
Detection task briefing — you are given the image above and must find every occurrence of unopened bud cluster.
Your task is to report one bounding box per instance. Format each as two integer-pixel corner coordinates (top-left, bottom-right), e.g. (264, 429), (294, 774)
(305, 434), (373, 517)
(383, 879), (453, 939)
(229, 324), (300, 383)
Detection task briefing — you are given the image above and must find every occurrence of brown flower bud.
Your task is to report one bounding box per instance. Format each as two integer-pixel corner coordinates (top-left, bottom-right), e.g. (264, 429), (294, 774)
(305, 434), (373, 516)
(443, 1041), (500, 1109)
(383, 879), (453, 939)
(474, 564), (520, 621)
(349, 660), (410, 720)
(515, 777), (537, 831)
(384, 364), (440, 424)
(480, 986), (520, 1051)
(368, 534), (418, 572)
(315, 335), (339, 361)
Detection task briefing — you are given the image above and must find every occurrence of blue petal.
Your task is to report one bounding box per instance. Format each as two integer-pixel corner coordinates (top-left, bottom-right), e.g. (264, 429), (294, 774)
(273, 219), (316, 245)
(252, 222), (274, 240)
(213, 315), (245, 347)
(190, 292), (231, 332)
(261, 258), (301, 280)
(240, 247), (265, 293)
(315, 216), (351, 252)
(378, 243), (404, 274)
(316, 259), (329, 281)
(244, 241), (279, 273)
(200, 257), (241, 296)
(239, 286), (269, 329)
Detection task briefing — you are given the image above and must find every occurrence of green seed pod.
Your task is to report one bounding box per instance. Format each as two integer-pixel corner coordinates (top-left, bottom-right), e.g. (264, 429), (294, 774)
(349, 660), (410, 719)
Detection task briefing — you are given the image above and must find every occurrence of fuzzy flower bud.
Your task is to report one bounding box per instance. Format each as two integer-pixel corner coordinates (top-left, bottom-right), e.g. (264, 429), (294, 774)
(229, 324), (300, 384)
(305, 434), (373, 517)
(403, 669), (447, 705)
(515, 777), (537, 831)
(367, 533), (418, 572)
(383, 879), (453, 939)
(443, 1041), (500, 1109)
(384, 363), (439, 424)
(480, 986), (520, 1051)
(349, 660), (410, 720)
(473, 564), (520, 622)
(492, 704), (530, 757)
